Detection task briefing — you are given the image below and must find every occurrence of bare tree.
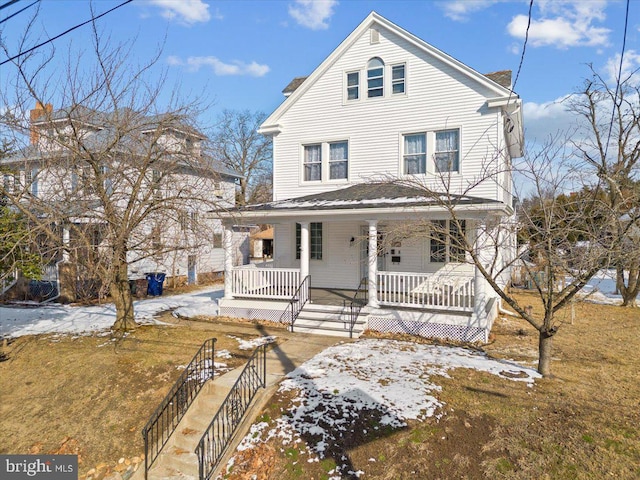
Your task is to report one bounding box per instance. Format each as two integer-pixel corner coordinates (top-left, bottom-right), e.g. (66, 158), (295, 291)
(0, 22), (222, 331)
(383, 134), (624, 377)
(568, 66), (640, 306)
(211, 109), (272, 205)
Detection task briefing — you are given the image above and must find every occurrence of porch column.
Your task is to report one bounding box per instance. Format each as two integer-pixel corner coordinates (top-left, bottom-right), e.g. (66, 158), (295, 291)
(473, 220), (491, 321)
(223, 223), (234, 300)
(62, 226), (70, 262)
(299, 222), (310, 281)
(367, 220), (379, 308)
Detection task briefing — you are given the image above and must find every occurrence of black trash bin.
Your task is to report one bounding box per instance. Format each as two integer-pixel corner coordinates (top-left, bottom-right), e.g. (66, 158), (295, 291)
(146, 272), (166, 296)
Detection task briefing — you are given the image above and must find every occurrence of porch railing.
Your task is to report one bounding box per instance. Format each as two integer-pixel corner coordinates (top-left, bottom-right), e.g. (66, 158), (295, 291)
(231, 266), (300, 299)
(377, 271), (474, 311)
(142, 338), (217, 479)
(195, 343), (267, 480)
(344, 278), (368, 338)
(279, 275), (310, 331)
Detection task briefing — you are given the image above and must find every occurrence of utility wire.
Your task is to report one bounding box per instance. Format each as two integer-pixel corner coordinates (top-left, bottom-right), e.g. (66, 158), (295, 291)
(603, 0), (630, 162)
(0, 0), (39, 26)
(0, 0), (133, 66)
(511, 0), (534, 95)
(0, 0), (21, 12)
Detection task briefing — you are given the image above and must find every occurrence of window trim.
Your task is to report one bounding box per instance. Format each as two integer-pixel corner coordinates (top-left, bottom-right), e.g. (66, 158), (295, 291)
(300, 140), (350, 184)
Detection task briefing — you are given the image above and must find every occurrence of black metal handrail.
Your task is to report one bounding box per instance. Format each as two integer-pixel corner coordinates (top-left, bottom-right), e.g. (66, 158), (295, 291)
(345, 278), (368, 338)
(142, 337), (216, 479)
(195, 343), (267, 480)
(278, 275), (310, 331)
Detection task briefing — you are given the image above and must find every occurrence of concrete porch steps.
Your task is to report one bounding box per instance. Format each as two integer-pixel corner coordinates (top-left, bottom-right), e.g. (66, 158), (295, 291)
(292, 304), (367, 338)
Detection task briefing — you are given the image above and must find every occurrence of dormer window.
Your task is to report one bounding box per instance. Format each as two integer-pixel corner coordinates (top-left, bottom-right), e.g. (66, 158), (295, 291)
(367, 57), (384, 98)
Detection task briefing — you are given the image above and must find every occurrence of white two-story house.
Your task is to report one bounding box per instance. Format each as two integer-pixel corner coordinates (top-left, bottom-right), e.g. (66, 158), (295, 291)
(2, 102), (248, 300)
(217, 12), (523, 342)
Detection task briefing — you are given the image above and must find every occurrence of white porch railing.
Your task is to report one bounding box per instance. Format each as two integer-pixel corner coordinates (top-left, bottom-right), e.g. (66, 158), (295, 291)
(377, 271), (475, 311)
(231, 266), (300, 299)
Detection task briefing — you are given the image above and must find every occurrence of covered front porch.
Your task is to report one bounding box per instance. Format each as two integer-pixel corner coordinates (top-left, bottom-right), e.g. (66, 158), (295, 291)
(218, 182), (510, 342)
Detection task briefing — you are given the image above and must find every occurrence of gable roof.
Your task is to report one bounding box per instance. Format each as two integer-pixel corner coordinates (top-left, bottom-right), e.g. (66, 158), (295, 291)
(259, 11), (518, 134)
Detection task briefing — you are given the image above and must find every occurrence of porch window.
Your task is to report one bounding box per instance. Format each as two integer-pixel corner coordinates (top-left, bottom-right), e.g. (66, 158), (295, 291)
(403, 133), (426, 174)
(329, 141), (348, 180)
(435, 129), (460, 172)
(430, 220), (466, 263)
(367, 57), (384, 98)
(392, 64), (405, 94)
(296, 222), (323, 260)
(303, 144), (322, 181)
(346, 71), (359, 100)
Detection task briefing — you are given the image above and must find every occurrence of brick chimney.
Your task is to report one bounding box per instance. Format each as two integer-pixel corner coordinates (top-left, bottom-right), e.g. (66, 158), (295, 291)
(30, 101), (53, 145)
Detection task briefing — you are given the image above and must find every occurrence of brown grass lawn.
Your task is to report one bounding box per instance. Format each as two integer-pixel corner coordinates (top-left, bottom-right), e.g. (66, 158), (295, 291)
(1, 290), (640, 479)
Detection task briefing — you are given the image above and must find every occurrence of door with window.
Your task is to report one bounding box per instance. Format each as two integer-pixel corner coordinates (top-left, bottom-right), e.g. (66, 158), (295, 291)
(360, 228), (386, 280)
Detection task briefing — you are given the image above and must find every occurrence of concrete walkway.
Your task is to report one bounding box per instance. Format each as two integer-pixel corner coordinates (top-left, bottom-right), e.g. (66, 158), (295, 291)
(135, 328), (344, 480)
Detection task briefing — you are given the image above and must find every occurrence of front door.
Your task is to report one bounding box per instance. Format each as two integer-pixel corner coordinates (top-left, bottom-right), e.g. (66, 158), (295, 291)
(360, 227), (386, 280)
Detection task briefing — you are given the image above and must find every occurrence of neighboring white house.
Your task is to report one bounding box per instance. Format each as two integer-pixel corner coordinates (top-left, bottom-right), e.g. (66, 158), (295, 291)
(1, 102), (248, 299)
(218, 12), (523, 342)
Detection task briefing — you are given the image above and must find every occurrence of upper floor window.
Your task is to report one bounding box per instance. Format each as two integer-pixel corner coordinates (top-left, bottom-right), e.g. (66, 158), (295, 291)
(435, 129), (460, 173)
(303, 144), (322, 181)
(346, 72), (359, 100)
(329, 141), (348, 180)
(26, 168), (38, 196)
(367, 57), (384, 98)
(403, 133), (426, 175)
(302, 141), (349, 182)
(392, 64), (405, 94)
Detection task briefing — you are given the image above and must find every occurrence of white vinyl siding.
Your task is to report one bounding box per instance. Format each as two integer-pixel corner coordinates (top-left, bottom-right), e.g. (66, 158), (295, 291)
(271, 23), (505, 201)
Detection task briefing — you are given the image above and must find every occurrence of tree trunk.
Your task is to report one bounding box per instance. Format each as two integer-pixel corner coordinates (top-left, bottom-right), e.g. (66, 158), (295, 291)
(619, 264), (639, 307)
(110, 259), (136, 332)
(537, 329), (554, 377)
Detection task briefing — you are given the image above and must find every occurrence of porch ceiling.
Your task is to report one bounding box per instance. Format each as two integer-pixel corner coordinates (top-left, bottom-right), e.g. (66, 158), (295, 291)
(219, 181), (510, 223)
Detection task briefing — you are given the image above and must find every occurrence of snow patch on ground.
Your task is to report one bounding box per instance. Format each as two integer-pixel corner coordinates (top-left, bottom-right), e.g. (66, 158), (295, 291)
(227, 334), (277, 350)
(227, 339), (539, 478)
(0, 285), (224, 338)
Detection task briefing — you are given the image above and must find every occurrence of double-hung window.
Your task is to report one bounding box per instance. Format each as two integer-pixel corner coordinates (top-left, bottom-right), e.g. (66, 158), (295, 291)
(329, 141), (348, 180)
(403, 133), (426, 174)
(296, 222), (323, 260)
(367, 57), (384, 98)
(346, 72), (359, 100)
(429, 220), (466, 263)
(303, 144), (322, 181)
(392, 64), (405, 94)
(435, 129), (460, 172)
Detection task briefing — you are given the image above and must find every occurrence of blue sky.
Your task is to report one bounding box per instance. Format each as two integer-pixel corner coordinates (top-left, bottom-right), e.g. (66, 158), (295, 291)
(1, 0), (638, 144)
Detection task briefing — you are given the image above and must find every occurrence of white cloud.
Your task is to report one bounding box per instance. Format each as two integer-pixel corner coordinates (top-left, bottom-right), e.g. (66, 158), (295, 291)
(167, 56), (270, 77)
(149, 0), (211, 25)
(523, 95), (580, 144)
(439, 0), (504, 22)
(289, 0), (338, 30)
(604, 50), (640, 85)
(507, 0), (610, 49)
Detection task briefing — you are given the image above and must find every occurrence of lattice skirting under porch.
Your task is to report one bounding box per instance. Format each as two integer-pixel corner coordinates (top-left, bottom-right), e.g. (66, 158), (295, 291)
(367, 316), (488, 343)
(219, 306), (286, 324)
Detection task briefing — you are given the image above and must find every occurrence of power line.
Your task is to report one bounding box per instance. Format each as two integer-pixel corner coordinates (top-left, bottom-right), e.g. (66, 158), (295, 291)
(0, 0), (133, 67)
(0, 0), (21, 12)
(603, 0), (631, 162)
(0, 0), (39, 26)
(511, 0), (533, 95)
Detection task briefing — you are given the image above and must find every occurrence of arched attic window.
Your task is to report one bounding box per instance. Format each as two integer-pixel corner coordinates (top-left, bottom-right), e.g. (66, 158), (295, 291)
(367, 57), (384, 98)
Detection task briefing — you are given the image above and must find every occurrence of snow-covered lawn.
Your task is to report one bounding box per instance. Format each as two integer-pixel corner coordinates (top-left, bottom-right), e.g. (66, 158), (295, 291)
(576, 269), (636, 306)
(226, 339), (540, 479)
(0, 285), (224, 338)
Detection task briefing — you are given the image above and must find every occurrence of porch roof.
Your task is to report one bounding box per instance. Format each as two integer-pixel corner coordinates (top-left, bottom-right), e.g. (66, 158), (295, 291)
(221, 182), (510, 222)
